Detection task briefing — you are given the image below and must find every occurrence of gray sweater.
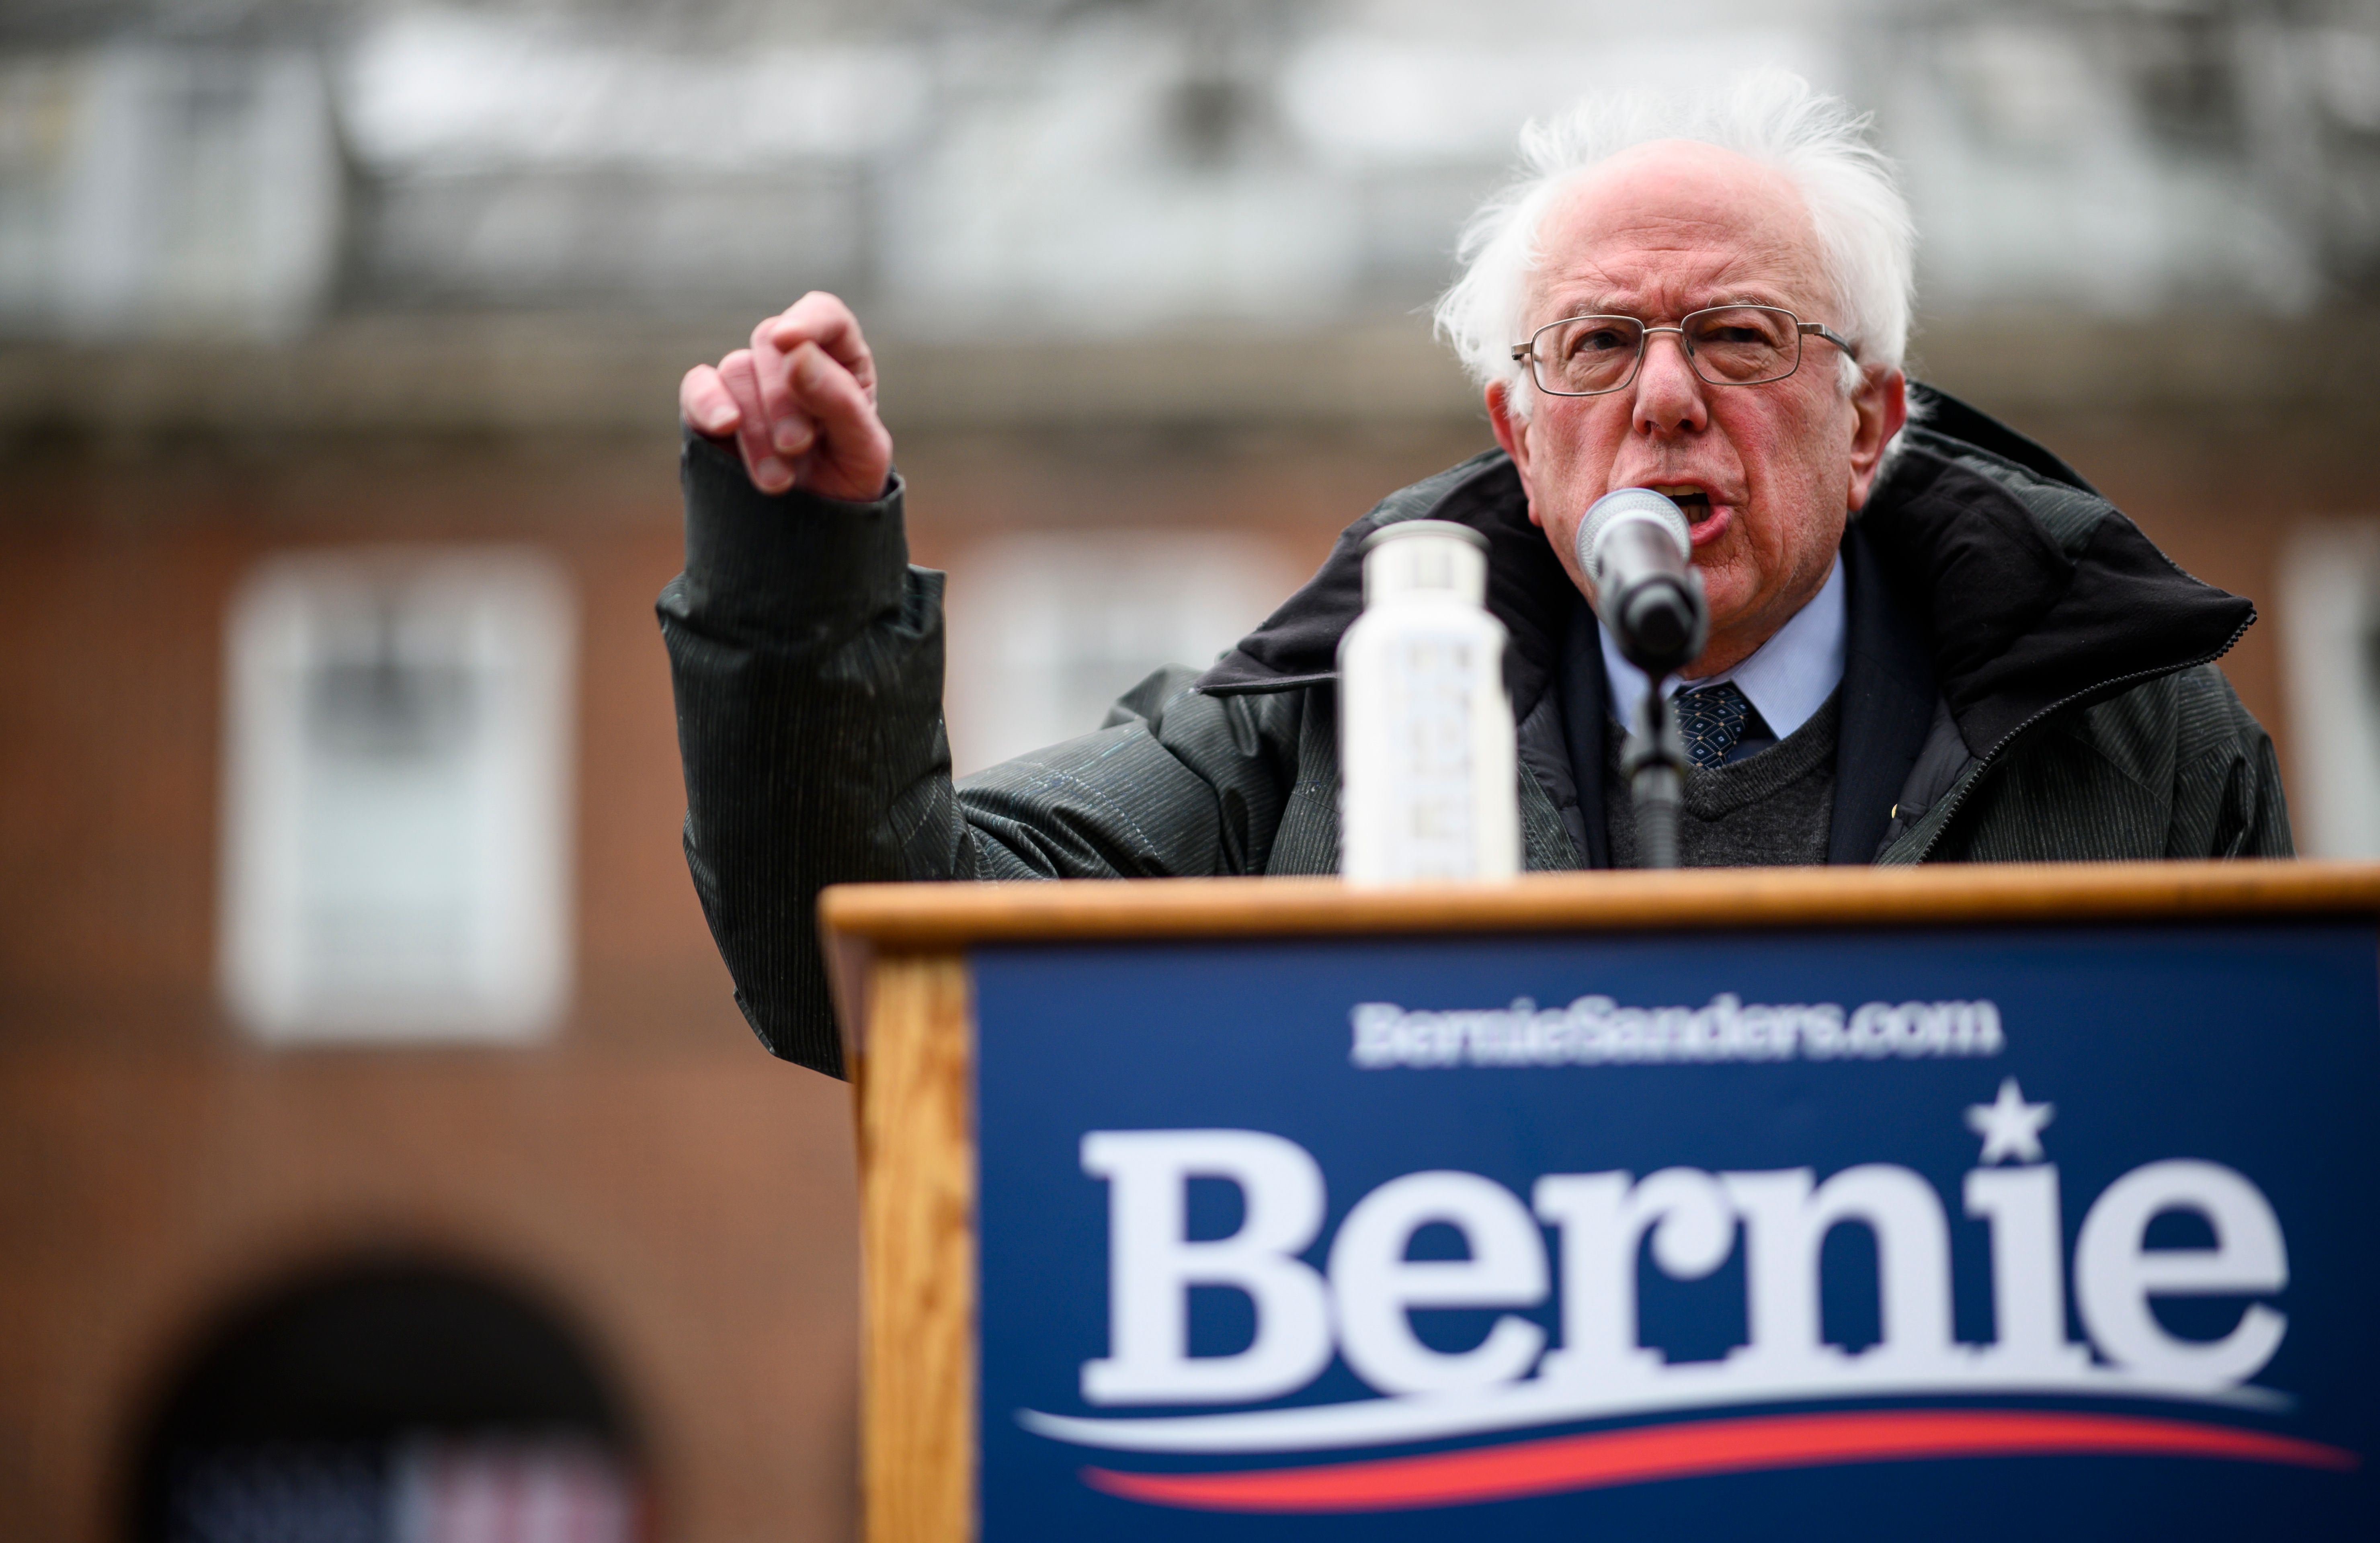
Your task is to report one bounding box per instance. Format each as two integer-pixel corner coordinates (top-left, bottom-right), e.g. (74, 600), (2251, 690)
(1606, 694), (1841, 869)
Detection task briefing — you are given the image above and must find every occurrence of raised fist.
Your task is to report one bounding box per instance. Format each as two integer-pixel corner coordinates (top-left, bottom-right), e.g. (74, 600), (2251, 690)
(679, 291), (894, 502)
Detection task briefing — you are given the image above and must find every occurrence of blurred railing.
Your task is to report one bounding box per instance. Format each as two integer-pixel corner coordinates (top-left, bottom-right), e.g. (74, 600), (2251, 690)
(2, 310), (2375, 439)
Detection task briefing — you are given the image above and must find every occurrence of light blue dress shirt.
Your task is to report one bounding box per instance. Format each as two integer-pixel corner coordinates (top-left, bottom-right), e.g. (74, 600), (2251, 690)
(1599, 554), (1847, 743)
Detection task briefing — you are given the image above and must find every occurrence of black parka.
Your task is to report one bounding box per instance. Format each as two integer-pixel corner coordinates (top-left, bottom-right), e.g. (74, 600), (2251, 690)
(658, 386), (2290, 1077)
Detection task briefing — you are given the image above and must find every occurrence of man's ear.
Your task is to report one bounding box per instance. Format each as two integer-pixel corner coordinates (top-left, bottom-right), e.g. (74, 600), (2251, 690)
(1845, 367), (1908, 512)
(1486, 380), (1544, 528)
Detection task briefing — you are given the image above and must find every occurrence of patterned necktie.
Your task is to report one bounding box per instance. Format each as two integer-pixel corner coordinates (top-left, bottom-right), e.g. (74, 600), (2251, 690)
(1673, 681), (1754, 769)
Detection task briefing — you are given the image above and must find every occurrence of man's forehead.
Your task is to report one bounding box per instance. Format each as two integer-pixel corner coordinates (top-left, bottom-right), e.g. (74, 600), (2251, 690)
(1529, 143), (1823, 316)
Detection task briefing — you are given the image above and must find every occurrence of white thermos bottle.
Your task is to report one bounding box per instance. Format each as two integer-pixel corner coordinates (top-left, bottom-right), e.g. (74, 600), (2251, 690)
(1337, 520), (1520, 884)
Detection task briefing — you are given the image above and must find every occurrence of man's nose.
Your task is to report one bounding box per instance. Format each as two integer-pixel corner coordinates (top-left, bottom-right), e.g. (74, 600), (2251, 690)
(1632, 329), (1708, 436)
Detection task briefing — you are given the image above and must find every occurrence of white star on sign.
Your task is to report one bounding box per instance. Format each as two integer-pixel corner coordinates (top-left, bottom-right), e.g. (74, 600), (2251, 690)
(1966, 1077), (2054, 1165)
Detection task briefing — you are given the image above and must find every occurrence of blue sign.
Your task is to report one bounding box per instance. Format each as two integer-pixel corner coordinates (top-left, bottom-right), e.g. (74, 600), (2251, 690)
(973, 924), (2380, 1539)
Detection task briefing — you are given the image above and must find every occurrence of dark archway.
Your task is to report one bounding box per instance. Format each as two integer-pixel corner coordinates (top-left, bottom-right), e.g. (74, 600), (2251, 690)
(131, 1258), (644, 1543)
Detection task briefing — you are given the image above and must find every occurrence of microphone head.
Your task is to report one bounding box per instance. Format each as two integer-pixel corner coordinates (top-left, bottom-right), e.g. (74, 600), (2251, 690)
(1575, 487), (1691, 586)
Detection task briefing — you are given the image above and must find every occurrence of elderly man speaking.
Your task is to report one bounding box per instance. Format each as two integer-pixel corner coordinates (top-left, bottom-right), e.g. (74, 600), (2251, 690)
(659, 73), (2289, 1077)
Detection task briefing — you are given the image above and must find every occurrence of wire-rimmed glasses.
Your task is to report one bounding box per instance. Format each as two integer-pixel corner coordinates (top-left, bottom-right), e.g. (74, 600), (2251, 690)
(1510, 305), (1856, 397)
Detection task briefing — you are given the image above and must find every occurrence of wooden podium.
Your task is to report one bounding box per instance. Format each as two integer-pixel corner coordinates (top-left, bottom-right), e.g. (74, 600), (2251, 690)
(820, 863), (2380, 1543)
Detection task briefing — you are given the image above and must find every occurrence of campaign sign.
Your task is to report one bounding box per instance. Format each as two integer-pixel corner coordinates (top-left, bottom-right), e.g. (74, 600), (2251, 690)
(972, 923), (2380, 1539)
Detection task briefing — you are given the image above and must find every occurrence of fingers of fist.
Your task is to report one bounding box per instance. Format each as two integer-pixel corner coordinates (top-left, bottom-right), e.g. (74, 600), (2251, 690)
(761, 292), (877, 403)
(678, 362), (741, 438)
(679, 293), (891, 501)
(715, 349), (799, 493)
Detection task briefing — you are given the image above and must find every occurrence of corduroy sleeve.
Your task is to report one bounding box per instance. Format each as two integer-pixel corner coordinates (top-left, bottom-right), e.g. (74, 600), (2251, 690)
(2167, 665), (2294, 860)
(656, 429), (951, 1077)
(658, 434), (1316, 1075)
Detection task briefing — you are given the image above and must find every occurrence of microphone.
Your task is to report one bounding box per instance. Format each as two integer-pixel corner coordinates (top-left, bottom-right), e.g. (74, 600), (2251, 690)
(1576, 488), (1708, 676)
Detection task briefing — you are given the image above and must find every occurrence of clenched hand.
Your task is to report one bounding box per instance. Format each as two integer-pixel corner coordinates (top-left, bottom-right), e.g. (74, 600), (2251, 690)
(679, 292), (894, 501)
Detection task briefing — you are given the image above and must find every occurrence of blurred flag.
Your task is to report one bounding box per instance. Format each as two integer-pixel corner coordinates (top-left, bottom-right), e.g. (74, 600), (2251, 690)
(167, 1436), (638, 1543)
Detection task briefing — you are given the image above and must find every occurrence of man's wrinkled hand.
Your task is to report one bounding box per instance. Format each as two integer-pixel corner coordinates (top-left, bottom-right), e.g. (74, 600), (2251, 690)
(679, 292), (894, 502)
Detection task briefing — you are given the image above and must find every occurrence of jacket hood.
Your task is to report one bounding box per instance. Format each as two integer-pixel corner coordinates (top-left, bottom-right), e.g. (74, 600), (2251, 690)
(1195, 448), (1579, 716)
(1195, 384), (2253, 757)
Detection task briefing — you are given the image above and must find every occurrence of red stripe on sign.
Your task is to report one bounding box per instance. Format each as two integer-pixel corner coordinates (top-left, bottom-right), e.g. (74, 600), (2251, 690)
(1081, 1410), (2360, 1513)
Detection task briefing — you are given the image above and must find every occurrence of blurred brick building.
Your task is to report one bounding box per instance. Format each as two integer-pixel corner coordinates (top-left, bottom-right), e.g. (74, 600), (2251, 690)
(4, 309), (2378, 1541)
(6, 2), (2380, 1539)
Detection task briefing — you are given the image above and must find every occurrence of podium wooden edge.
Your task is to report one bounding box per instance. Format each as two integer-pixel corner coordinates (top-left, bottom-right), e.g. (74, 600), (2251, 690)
(825, 858), (2380, 1543)
(820, 860), (2380, 954)
(855, 952), (974, 1543)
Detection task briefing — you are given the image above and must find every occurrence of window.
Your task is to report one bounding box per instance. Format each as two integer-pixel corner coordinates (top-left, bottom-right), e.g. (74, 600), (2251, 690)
(2279, 520), (2380, 857)
(941, 531), (1297, 777)
(219, 549), (574, 1043)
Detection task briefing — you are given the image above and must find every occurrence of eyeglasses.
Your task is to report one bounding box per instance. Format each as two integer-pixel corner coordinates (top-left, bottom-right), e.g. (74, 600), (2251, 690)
(1510, 305), (1856, 397)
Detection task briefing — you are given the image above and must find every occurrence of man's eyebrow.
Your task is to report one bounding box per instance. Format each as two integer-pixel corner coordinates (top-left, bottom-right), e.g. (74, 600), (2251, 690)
(1541, 295), (1632, 318)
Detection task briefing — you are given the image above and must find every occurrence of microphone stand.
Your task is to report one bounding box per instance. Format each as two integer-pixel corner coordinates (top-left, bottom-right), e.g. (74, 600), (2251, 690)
(1573, 486), (1706, 870)
(1620, 675), (1687, 870)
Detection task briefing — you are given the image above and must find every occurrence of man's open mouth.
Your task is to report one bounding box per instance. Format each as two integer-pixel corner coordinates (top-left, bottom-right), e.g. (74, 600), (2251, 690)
(1650, 484), (1712, 517)
(1648, 484), (1728, 546)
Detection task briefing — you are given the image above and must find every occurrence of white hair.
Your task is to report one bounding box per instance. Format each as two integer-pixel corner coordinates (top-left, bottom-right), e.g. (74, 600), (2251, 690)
(1433, 69), (1915, 416)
